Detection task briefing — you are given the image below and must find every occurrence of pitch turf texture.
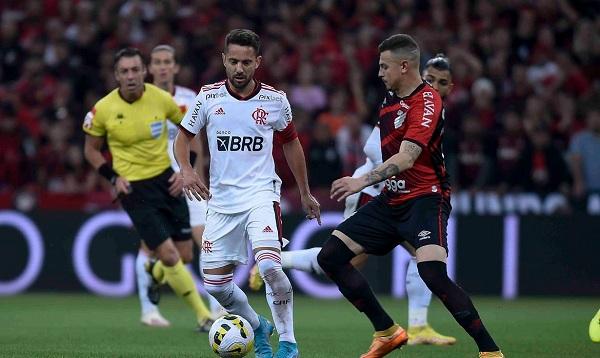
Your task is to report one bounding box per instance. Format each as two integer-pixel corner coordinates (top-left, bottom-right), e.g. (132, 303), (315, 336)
(1, 294), (597, 357)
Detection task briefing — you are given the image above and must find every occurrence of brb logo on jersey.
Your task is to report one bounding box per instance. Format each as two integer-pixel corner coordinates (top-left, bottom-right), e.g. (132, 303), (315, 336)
(217, 136), (264, 151)
(252, 107), (268, 125)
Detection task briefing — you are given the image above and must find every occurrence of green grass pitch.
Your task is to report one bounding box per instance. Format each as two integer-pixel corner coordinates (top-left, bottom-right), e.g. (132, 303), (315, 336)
(0, 294), (598, 357)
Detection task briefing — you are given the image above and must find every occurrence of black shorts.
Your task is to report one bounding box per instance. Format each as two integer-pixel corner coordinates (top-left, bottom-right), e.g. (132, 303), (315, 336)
(336, 194), (451, 256)
(120, 168), (191, 250)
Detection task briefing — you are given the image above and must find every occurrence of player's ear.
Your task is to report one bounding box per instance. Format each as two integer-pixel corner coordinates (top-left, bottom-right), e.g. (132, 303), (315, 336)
(255, 55), (262, 70)
(447, 81), (454, 95)
(222, 53), (226, 67)
(174, 63), (180, 75)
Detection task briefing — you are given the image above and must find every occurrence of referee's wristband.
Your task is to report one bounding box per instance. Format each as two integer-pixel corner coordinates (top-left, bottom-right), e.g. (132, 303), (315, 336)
(98, 163), (118, 185)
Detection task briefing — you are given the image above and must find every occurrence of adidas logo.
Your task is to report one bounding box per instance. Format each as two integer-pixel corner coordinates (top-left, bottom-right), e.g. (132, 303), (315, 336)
(417, 230), (431, 240)
(215, 107), (225, 115)
(262, 226), (273, 233)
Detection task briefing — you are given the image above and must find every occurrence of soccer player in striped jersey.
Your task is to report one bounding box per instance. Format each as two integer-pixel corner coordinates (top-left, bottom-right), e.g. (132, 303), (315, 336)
(248, 53), (457, 346)
(322, 34), (502, 358)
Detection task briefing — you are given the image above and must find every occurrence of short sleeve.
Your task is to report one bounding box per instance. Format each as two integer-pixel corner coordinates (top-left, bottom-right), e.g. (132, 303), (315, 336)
(272, 94), (293, 131)
(165, 93), (184, 125)
(82, 107), (105, 137)
(403, 90), (443, 148)
(180, 91), (207, 135)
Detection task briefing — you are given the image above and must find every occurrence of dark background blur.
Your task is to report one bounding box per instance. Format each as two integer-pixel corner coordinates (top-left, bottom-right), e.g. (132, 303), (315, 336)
(1, 0), (599, 213)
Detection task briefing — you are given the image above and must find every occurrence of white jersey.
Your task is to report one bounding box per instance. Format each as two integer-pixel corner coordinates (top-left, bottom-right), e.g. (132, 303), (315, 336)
(181, 80), (292, 214)
(167, 85), (197, 171)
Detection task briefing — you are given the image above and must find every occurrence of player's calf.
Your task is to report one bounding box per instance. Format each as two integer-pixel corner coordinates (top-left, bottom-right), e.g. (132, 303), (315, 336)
(255, 250), (296, 345)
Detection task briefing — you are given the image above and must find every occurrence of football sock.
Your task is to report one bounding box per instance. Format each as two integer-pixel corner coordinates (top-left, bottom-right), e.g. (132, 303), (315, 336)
(281, 247), (323, 275)
(135, 250), (158, 315)
(417, 261), (499, 352)
(256, 250), (296, 343)
(406, 257), (431, 327)
(317, 236), (394, 332)
(204, 273), (260, 329)
(207, 293), (225, 316)
(162, 259), (211, 322)
(151, 260), (167, 284)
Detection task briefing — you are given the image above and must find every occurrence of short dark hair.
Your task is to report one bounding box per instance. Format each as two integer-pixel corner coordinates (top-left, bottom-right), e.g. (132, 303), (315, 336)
(224, 29), (261, 54)
(425, 53), (451, 73)
(114, 47), (144, 69)
(378, 34), (420, 62)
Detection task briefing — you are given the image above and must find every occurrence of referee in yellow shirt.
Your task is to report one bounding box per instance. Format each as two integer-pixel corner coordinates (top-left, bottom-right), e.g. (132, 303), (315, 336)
(83, 47), (212, 330)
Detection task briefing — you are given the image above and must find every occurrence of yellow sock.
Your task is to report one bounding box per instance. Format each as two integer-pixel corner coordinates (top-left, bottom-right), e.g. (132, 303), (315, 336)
(374, 324), (400, 337)
(162, 260), (211, 322)
(151, 261), (167, 284)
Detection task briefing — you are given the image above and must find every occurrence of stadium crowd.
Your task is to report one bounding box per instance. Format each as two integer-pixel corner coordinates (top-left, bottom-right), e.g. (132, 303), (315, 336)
(0, 0), (599, 212)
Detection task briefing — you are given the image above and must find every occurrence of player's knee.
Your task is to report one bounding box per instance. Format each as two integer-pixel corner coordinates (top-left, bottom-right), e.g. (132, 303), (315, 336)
(156, 246), (180, 266)
(417, 261), (449, 293)
(317, 236), (354, 273)
(204, 277), (234, 306)
(255, 252), (283, 280)
(179, 249), (193, 264)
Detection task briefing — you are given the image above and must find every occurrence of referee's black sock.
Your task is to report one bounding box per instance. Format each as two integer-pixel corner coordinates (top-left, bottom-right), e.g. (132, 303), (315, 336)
(417, 261), (499, 352)
(317, 236), (394, 332)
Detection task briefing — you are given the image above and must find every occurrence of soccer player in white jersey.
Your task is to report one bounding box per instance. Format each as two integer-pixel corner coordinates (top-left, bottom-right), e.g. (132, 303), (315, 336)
(135, 44), (221, 329)
(249, 54), (457, 346)
(174, 29), (321, 358)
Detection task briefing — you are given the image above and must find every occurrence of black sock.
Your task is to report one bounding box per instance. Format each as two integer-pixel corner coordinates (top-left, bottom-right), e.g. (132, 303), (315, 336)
(317, 236), (394, 331)
(417, 261), (499, 352)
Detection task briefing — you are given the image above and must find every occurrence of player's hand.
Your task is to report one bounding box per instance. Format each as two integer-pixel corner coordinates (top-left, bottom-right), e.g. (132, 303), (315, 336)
(181, 167), (210, 201)
(330, 176), (364, 202)
(301, 192), (321, 225)
(114, 176), (132, 198)
(168, 172), (184, 197)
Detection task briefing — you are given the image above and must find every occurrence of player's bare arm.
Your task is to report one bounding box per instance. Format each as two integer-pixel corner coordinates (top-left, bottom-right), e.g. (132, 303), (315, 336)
(84, 134), (131, 196)
(174, 128), (210, 201)
(282, 138), (321, 225)
(330, 140), (422, 201)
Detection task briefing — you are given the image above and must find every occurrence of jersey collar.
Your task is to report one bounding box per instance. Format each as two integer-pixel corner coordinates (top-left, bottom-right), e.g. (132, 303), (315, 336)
(225, 79), (262, 101)
(394, 81), (427, 100)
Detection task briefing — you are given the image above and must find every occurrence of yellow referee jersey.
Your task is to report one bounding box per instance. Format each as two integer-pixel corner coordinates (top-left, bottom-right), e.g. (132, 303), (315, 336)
(83, 84), (184, 181)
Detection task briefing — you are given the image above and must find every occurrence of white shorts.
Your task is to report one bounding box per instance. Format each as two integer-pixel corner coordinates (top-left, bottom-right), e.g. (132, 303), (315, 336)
(201, 201), (283, 269)
(187, 198), (207, 227)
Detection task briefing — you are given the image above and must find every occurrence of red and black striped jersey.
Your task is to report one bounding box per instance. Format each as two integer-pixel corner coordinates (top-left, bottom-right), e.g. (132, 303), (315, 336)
(378, 82), (450, 205)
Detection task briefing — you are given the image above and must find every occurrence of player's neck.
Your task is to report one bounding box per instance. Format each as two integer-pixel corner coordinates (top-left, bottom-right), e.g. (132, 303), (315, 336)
(394, 73), (424, 98)
(118, 86), (144, 103)
(227, 78), (256, 98)
(155, 81), (175, 95)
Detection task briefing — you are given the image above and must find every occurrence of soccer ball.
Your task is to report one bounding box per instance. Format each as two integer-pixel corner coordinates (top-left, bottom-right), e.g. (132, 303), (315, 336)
(208, 314), (254, 357)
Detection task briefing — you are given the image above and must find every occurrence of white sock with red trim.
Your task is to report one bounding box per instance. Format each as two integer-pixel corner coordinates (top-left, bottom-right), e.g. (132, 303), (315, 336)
(203, 273), (260, 329)
(256, 250), (295, 343)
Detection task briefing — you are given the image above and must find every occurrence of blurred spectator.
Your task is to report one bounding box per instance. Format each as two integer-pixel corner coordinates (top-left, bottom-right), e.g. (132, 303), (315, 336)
(0, 102), (31, 190)
(453, 114), (495, 191)
(515, 124), (571, 194)
(289, 62), (327, 114)
(0, 0), (598, 210)
(307, 122), (342, 188)
(495, 110), (526, 191)
(569, 108), (600, 197)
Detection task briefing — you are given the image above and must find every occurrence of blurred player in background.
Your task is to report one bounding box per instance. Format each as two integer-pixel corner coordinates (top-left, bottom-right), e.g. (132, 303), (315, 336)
(248, 53), (456, 346)
(132, 44), (222, 329)
(174, 29), (321, 358)
(320, 34), (502, 358)
(83, 47), (213, 331)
